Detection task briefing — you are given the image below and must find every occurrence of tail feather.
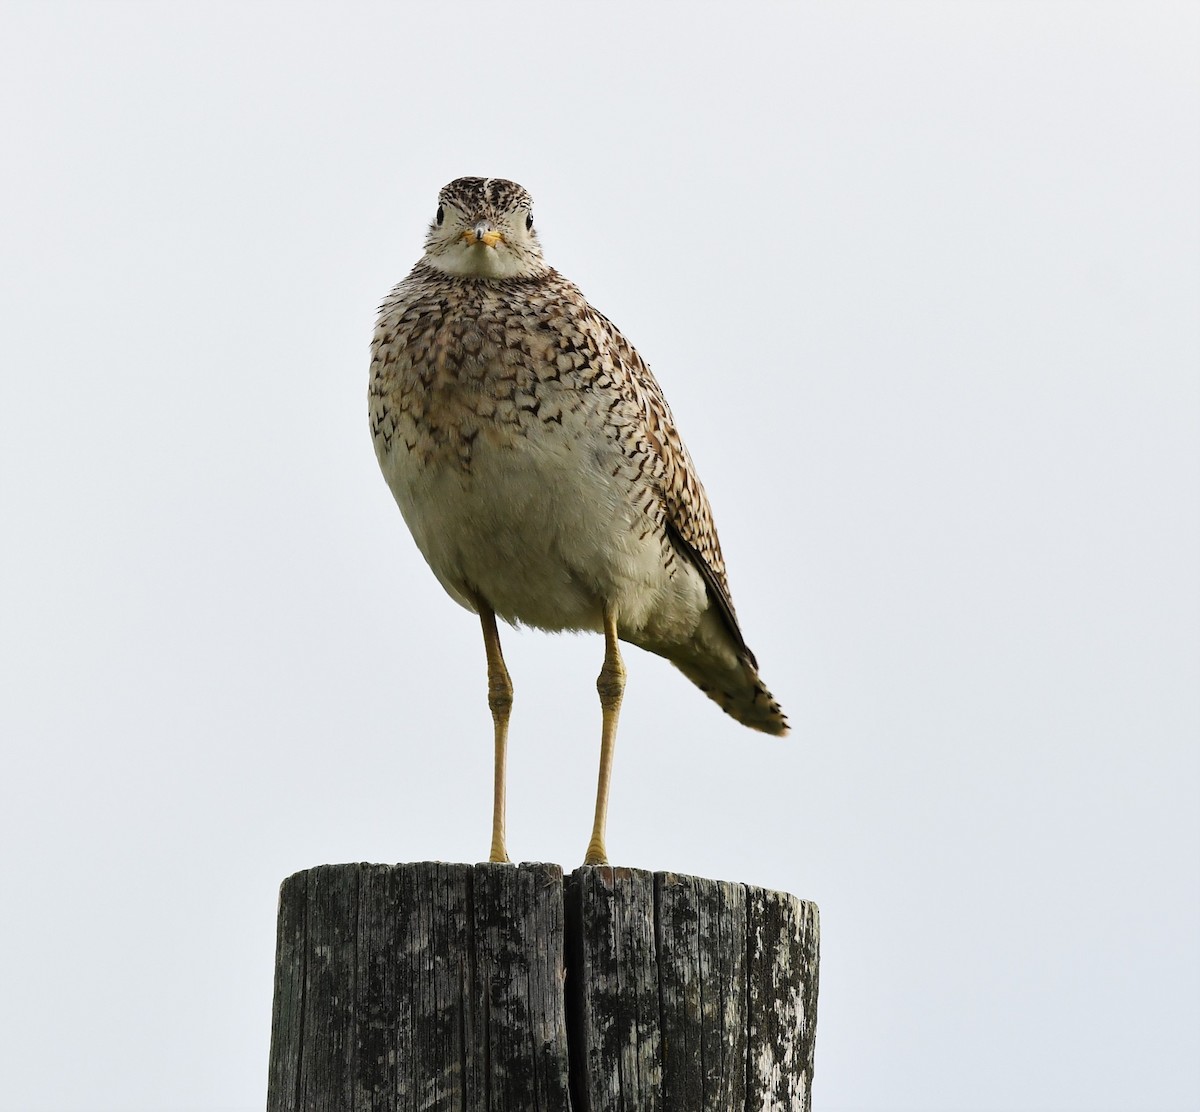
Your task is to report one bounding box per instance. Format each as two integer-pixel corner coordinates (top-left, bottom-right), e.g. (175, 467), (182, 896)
(626, 600), (789, 735)
(669, 650), (790, 735)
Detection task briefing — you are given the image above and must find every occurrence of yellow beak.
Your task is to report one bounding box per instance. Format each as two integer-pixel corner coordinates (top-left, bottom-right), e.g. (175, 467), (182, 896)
(463, 226), (503, 248)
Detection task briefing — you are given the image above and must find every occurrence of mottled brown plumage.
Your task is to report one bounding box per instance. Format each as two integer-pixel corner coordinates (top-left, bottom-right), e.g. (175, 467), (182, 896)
(370, 177), (787, 863)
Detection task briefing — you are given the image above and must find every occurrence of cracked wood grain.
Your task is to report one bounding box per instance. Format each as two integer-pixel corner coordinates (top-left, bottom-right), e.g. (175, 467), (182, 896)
(267, 863), (817, 1111)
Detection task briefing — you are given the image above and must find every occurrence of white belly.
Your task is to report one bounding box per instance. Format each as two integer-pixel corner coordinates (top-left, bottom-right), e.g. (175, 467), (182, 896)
(378, 425), (709, 641)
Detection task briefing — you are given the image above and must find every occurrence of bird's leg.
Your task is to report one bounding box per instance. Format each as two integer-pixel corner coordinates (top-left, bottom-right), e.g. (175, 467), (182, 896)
(585, 606), (625, 866)
(479, 604), (513, 864)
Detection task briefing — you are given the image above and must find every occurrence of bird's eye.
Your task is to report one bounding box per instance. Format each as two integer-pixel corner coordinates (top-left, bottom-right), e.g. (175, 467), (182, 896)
(436, 206), (445, 226)
(525, 213), (534, 231)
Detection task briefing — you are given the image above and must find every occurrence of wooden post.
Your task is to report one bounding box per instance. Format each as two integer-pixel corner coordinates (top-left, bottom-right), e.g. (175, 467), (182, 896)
(267, 863), (819, 1111)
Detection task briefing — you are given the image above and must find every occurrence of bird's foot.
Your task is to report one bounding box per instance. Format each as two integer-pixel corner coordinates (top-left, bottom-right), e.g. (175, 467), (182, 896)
(488, 842), (511, 864)
(583, 838), (608, 866)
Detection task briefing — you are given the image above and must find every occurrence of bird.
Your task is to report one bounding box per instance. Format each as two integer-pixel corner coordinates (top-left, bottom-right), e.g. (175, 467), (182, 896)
(369, 177), (787, 866)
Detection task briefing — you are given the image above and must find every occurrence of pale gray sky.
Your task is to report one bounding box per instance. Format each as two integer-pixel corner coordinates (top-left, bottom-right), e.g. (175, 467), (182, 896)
(1, 3), (1197, 1110)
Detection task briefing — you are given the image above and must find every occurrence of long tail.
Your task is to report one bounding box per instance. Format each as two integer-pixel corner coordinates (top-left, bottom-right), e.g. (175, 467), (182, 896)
(668, 648), (789, 735)
(631, 608), (789, 734)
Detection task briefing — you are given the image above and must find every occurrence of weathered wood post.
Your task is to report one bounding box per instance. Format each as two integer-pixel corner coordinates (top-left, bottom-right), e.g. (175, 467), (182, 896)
(267, 863), (819, 1111)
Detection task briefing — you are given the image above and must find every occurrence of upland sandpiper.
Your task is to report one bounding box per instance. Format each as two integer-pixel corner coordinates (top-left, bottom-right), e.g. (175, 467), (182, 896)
(369, 177), (787, 866)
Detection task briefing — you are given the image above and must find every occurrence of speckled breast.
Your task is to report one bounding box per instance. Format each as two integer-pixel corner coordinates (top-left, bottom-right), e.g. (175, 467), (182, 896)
(370, 275), (611, 474)
(369, 271), (673, 629)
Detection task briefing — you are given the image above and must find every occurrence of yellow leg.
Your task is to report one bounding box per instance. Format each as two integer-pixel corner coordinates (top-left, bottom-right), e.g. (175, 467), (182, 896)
(479, 605), (513, 864)
(585, 606), (625, 866)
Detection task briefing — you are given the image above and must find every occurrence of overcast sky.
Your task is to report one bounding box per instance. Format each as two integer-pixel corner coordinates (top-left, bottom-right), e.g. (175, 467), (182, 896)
(1, 3), (1197, 1111)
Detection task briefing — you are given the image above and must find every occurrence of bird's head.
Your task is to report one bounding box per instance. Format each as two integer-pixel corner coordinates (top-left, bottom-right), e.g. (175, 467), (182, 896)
(422, 177), (547, 279)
